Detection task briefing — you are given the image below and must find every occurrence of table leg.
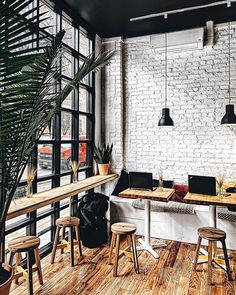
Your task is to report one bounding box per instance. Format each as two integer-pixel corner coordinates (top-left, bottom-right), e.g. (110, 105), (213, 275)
(137, 199), (166, 259)
(209, 205), (216, 227)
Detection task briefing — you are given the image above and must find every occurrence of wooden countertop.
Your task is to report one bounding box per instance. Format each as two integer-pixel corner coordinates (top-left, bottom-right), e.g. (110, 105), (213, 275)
(184, 192), (236, 206)
(7, 174), (118, 220)
(118, 188), (175, 202)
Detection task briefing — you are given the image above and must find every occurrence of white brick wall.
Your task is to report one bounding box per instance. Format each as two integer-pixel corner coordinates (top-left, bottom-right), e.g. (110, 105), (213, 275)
(102, 23), (236, 184)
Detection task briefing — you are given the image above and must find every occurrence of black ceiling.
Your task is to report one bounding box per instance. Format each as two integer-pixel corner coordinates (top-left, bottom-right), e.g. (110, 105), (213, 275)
(61, 0), (236, 38)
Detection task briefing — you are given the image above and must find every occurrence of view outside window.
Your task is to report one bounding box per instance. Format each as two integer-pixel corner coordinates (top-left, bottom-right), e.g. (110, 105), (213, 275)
(7, 0), (95, 257)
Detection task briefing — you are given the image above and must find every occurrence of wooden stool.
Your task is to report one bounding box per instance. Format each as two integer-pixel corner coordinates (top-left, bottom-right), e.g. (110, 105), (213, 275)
(8, 236), (43, 295)
(193, 227), (233, 284)
(108, 222), (139, 277)
(51, 216), (82, 267)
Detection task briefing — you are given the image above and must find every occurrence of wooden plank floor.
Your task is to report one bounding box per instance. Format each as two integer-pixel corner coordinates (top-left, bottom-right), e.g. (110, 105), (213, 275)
(10, 237), (236, 295)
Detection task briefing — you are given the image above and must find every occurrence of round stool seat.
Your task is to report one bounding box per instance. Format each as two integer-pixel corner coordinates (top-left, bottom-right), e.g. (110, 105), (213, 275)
(56, 216), (80, 227)
(198, 227), (226, 241)
(8, 236), (40, 252)
(111, 222), (136, 235)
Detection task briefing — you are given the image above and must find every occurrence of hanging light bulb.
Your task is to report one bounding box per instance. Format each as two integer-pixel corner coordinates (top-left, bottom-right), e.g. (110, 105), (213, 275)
(158, 33), (174, 126)
(221, 22), (236, 125)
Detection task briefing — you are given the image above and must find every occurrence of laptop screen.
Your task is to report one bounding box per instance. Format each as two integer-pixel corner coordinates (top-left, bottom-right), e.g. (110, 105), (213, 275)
(129, 172), (153, 190)
(188, 175), (216, 196)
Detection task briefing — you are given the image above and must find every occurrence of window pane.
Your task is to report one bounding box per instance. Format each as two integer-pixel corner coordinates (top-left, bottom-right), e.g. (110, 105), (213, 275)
(41, 124), (53, 140)
(14, 185), (27, 199)
(38, 144), (53, 176)
(61, 144), (72, 172)
(39, 231), (51, 249)
(61, 80), (73, 109)
(79, 171), (86, 180)
(79, 31), (90, 56)
(79, 59), (90, 85)
(6, 215), (27, 228)
(39, 3), (57, 35)
(20, 166), (27, 181)
(79, 143), (88, 167)
(60, 205), (70, 218)
(61, 175), (71, 186)
(79, 87), (90, 113)
(61, 111), (72, 140)
(62, 18), (73, 48)
(62, 52), (73, 78)
(37, 179), (52, 193)
(37, 216), (51, 234)
(79, 115), (90, 140)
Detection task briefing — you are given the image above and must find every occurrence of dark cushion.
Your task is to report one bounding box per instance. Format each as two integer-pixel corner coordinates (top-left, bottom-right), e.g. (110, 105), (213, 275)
(171, 184), (189, 203)
(111, 169), (129, 196)
(226, 187), (236, 193)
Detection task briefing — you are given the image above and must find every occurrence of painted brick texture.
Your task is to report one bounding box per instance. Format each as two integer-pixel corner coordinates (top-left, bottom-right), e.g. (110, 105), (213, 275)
(102, 24), (236, 184)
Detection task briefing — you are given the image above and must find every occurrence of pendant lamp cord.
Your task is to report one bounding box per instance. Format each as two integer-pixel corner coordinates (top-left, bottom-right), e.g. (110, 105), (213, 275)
(229, 22), (231, 104)
(165, 33), (167, 108)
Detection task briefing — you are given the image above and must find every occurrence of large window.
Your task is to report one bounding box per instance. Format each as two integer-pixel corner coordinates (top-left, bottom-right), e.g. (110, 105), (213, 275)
(5, 0), (95, 259)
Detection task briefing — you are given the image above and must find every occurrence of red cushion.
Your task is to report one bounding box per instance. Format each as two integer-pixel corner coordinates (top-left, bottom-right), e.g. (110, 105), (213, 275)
(171, 184), (188, 203)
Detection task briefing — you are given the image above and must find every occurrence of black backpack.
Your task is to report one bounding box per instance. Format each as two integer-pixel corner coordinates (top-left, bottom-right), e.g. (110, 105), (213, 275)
(78, 193), (109, 248)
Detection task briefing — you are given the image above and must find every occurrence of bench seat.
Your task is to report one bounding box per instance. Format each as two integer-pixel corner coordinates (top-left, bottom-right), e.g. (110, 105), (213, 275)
(132, 199), (195, 215)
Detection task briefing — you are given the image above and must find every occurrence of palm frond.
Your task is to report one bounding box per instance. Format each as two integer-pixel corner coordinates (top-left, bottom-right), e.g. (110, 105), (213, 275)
(0, 0), (114, 254)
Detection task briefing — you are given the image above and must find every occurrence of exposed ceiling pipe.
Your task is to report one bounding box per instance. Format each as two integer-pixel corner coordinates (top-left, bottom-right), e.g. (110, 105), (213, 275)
(130, 0), (235, 22)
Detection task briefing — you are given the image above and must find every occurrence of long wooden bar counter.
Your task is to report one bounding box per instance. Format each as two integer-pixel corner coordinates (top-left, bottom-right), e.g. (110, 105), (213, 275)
(7, 174), (117, 221)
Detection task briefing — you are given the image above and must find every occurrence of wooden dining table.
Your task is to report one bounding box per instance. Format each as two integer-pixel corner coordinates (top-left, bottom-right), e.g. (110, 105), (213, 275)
(184, 192), (236, 227)
(184, 192), (236, 269)
(119, 188), (175, 259)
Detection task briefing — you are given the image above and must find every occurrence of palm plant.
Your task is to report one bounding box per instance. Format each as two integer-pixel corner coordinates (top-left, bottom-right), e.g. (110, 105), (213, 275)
(0, 0), (114, 266)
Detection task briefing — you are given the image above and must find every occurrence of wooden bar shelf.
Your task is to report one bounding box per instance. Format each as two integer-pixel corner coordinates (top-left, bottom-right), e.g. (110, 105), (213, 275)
(7, 174), (117, 221)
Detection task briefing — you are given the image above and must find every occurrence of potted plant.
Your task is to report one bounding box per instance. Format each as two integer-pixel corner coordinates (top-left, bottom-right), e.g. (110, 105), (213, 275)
(0, 1), (114, 293)
(94, 143), (113, 175)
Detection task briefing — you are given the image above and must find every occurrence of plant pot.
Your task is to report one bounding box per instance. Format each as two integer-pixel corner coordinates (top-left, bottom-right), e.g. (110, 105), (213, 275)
(0, 264), (13, 295)
(98, 163), (110, 176)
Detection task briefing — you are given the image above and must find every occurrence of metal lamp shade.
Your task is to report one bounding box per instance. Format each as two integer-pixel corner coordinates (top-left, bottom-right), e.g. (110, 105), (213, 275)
(221, 104), (236, 125)
(158, 108), (174, 126)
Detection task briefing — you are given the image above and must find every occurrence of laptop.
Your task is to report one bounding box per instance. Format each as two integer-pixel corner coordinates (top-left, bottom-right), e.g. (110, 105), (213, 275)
(188, 175), (216, 196)
(129, 172), (154, 191)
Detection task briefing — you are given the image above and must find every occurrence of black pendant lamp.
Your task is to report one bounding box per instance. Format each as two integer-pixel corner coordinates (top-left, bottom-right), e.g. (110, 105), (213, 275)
(158, 33), (174, 126)
(221, 22), (236, 125)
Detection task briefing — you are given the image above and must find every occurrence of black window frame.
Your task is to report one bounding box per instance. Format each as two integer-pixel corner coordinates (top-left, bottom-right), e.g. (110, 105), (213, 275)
(4, 0), (96, 260)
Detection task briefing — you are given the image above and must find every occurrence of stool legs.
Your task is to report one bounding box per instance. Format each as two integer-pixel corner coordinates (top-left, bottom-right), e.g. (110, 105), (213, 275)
(109, 232), (139, 277)
(69, 227), (74, 267)
(221, 239), (233, 281)
(34, 248), (43, 285)
(108, 233), (139, 277)
(193, 236), (202, 270)
(75, 225), (82, 257)
(130, 234), (139, 274)
(113, 234), (120, 277)
(108, 233), (116, 265)
(51, 223), (82, 266)
(8, 248), (43, 293)
(27, 250), (33, 295)
(51, 226), (60, 264)
(15, 253), (22, 283)
(8, 251), (15, 266)
(61, 226), (66, 254)
(208, 241), (213, 285)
